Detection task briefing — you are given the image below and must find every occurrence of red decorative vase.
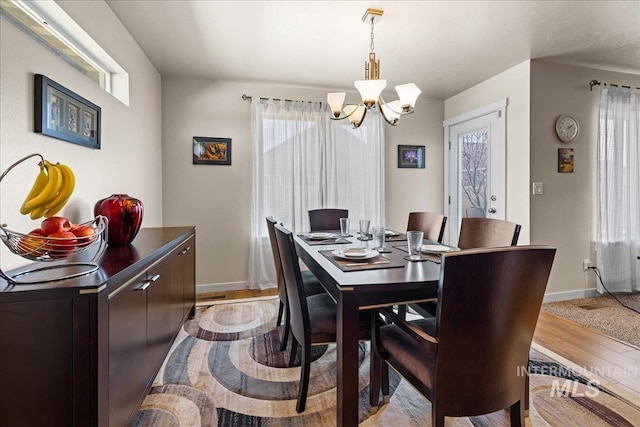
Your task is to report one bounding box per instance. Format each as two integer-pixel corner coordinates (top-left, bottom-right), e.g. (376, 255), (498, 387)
(94, 194), (144, 246)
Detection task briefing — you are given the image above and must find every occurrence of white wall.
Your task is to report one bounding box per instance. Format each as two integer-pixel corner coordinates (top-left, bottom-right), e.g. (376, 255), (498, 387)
(161, 78), (442, 288)
(0, 1), (162, 269)
(530, 60), (640, 296)
(444, 60), (531, 243)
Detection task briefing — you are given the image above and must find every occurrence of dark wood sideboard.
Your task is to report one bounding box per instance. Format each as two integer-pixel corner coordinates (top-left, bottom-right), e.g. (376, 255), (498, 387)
(0, 227), (196, 427)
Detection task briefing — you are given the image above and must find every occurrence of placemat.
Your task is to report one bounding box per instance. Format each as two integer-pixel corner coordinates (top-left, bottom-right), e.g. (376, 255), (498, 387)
(319, 250), (405, 272)
(298, 235), (352, 246)
(392, 245), (442, 264)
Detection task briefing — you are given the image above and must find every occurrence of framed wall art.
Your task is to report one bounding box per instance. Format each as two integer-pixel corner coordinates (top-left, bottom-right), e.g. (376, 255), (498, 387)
(558, 148), (574, 173)
(398, 145), (425, 168)
(34, 74), (101, 149)
(193, 137), (232, 165)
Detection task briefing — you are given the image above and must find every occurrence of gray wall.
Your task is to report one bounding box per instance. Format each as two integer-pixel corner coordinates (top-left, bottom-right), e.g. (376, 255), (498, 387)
(161, 78), (443, 289)
(530, 60), (640, 296)
(0, 1), (162, 269)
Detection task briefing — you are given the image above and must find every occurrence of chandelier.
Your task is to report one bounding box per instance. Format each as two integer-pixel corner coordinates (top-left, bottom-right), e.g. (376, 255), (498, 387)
(327, 8), (421, 128)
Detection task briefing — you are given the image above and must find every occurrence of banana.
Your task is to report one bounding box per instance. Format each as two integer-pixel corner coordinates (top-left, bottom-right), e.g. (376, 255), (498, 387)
(20, 162), (48, 215)
(42, 163), (75, 218)
(29, 206), (46, 220)
(22, 161), (62, 213)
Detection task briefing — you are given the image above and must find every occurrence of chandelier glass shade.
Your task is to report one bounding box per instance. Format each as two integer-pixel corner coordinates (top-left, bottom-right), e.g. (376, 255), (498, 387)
(327, 9), (421, 128)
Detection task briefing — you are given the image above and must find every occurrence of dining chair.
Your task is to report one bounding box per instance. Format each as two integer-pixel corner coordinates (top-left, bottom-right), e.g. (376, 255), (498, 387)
(308, 208), (348, 231)
(370, 246), (556, 427)
(266, 217), (326, 352)
(274, 223), (371, 413)
(407, 212), (447, 243)
(412, 217), (522, 319)
(457, 217), (521, 249)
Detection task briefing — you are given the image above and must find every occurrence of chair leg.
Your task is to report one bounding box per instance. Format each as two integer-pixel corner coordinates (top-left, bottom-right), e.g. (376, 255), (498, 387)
(369, 346), (382, 408)
(524, 370), (530, 414)
(288, 337), (298, 367)
(432, 406), (445, 427)
(296, 342), (312, 413)
(381, 361), (389, 401)
(280, 304), (290, 351)
(276, 300), (284, 326)
(510, 399), (524, 427)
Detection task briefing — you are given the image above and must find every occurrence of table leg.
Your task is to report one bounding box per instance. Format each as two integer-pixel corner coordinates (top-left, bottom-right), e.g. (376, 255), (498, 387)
(337, 291), (359, 427)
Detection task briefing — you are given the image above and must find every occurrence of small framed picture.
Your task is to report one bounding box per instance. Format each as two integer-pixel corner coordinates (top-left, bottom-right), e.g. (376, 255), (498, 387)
(398, 145), (425, 168)
(558, 148), (574, 173)
(193, 137), (232, 165)
(34, 74), (101, 149)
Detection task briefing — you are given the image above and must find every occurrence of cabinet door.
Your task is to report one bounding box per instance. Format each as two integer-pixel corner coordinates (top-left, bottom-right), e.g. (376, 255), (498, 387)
(146, 257), (173, 380)
(109, 273), (148, 427)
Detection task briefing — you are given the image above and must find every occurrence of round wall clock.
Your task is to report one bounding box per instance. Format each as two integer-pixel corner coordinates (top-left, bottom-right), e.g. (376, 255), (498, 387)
(555, 114), (579, 143)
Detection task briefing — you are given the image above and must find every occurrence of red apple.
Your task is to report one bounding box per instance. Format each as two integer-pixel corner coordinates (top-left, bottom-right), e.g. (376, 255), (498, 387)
(16, 229), (47, 257)
(46, 231), (77, 258)
(41, 216), (72, 236)
(71, 225), (96, 247)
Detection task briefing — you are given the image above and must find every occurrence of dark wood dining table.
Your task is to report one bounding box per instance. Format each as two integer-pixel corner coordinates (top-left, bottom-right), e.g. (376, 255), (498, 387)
(293, 232), (441, 426)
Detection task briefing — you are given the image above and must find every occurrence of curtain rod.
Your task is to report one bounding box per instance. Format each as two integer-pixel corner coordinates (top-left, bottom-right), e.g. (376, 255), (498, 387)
(589, 79), (640, 91)
(241, 94), (323, 104)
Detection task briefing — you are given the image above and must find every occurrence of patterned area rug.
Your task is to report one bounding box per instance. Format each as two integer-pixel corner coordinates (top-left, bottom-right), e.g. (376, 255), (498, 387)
(133, 298), (640, 426)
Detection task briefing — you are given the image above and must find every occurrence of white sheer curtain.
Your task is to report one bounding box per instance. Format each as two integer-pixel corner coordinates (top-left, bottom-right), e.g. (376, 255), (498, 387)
(248, 99), (386, 289)
(595, 87), (640, 292)
(324, 109), (386, 226)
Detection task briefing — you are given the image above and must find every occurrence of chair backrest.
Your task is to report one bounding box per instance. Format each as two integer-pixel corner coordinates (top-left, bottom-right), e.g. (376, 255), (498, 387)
(274, 223), (310, 343)
(457, 217), (521, 249)
(407, 212), (447, 243)
(308, 208), (348, 231)
(265, 217), (287, 305)
(435, 246), (555, 415)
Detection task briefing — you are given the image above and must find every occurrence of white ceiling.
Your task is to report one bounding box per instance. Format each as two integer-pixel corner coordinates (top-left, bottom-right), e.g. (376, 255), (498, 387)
(107, 0), (640, 100)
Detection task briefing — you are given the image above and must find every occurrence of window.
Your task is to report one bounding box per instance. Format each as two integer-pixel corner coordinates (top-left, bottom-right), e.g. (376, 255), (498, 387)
(0, 0), (130, 105)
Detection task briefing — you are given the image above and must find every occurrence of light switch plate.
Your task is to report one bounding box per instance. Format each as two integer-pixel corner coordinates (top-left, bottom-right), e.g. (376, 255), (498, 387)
(532, 182), (543, 195)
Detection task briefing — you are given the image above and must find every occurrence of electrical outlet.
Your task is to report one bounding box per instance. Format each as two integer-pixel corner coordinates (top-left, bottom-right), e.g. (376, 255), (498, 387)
(583, 259), (593, 271)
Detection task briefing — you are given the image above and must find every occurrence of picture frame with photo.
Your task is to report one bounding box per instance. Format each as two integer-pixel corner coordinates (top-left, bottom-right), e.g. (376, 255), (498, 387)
(398, 145), (425, 168)
(193, 137), (232, 165)
(34, 74), (101, 149)
(558, 148), (574, 173)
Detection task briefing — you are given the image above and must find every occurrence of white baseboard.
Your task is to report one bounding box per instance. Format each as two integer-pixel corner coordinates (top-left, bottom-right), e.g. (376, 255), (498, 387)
(196, 281), (249, 294)
(543, 288), (598, 303)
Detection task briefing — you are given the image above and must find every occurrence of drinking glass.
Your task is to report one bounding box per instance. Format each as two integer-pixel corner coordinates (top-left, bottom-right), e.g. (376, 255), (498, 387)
(339, 218), (350, 237)
(359, 219), (371, 240)
(372, 226), (385, 250)
(406, 231), (424, 260)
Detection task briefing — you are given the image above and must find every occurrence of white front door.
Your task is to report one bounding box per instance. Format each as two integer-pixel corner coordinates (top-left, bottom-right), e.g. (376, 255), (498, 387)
(443, 100), (506, 245)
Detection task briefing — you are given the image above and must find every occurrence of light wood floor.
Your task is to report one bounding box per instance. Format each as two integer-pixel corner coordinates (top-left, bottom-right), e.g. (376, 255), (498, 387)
(533, 311), (640, 407)
(197, 291), (640, 408)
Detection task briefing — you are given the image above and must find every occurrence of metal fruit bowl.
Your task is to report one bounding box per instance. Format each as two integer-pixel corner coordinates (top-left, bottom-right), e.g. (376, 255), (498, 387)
(0, 215), (108, 262)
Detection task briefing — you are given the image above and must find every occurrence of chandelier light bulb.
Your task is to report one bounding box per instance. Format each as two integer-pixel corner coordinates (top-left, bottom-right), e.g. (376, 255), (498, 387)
(355, 79), (386, 108)
(395, 83), (422, 111)
(344, 104), (367, 128)
(327, 92), (346, 118)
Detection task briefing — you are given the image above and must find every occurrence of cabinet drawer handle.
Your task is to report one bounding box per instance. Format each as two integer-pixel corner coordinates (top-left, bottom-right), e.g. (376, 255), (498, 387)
(137, 274), (161, 291)
(179, 246), (191, 255)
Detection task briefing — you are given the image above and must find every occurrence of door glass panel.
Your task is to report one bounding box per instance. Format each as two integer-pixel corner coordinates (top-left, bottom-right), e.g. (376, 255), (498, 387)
(459, 128), (488, 218)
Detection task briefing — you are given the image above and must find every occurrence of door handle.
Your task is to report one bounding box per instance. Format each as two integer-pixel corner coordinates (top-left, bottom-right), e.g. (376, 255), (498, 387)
(136, 274), (161, 290)
(179, 246), (191, 255)
(488, 207), (497, 214)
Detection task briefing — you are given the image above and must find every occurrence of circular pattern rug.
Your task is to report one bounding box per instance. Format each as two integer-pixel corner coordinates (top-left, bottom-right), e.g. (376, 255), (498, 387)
(133, 299), (640, 426)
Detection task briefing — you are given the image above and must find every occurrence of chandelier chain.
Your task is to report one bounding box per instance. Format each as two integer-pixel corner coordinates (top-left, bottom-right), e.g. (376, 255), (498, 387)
(370, 17), (375, 52)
